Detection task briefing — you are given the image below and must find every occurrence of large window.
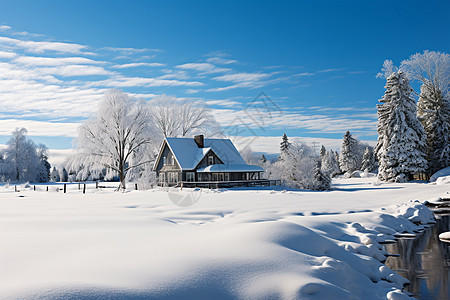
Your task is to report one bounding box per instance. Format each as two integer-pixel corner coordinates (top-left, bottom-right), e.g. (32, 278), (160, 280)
(212, 173), (218, 181)
(208, 156), (214, 165)
(168, 172), (178, 184)
(186, 172), (195, 182)
(218, 173), (224, 181)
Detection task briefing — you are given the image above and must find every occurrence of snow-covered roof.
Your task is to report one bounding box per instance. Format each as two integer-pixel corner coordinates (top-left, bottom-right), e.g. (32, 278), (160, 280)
(197, 164), (264, 173)
(163, 137), (248, 170)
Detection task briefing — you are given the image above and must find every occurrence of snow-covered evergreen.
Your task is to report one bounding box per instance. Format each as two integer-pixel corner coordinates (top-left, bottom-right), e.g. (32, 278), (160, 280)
(51, 167), (60, 182)
(320, 145), (327, 158)
(361, 147), (375, 172)
(280, 133), (290, 154)
(339, 131), (359, 174)
(375, 71), (427, 182)
(267, 141), (330, 190)
(321, 149), (341, 177)
(60, 167), (69, 182)
(417, 81), (450, 173)
(313, 160), (331, 190)
(401, 50), (450, 174)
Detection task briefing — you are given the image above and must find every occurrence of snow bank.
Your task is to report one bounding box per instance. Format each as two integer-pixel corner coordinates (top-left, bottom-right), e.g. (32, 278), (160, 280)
(439, 232), (450, 243)
(436, 175), (450, 185)
(0, 177), (447, 299)
(430, 166), (450, 182)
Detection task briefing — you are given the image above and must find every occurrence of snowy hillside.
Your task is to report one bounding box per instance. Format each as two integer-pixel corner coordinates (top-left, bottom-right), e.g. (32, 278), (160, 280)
(1, 178), (449, 299)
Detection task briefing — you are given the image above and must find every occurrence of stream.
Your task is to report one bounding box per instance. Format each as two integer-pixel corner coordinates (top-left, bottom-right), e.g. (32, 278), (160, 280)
(384, 214), (450, 299)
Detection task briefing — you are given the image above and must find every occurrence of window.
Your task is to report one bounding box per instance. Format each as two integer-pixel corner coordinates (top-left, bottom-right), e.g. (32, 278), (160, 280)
(225, 173), (229, 181)
(159, 173), (165, 183)
(208, 156), (214, 165)
(218, 173), (224, 181)
(186, 172), (195, 182)
(212, 173), (218, 181)
(168, 172), (178, 184)
(163, 157), (166, 166)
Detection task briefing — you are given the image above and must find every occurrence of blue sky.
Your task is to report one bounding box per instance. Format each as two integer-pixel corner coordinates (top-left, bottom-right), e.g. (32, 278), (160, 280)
(0, 0), (448, 158)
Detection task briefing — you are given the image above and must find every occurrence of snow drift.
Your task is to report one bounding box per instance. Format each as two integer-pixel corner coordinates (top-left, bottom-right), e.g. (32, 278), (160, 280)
(0, 177), (448, 299)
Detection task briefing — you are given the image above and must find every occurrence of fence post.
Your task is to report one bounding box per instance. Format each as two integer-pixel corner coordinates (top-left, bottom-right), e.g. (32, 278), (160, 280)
(135, 183), (138, 190)
(83, 184), (86, 194)
(96, 181), (99, 189)
(64, 184), (66, 193)
(15, 185), (17, 192)
(78, 183), (80, 190)
(34, 185), (36, 191)
(46, 186), (48, 192)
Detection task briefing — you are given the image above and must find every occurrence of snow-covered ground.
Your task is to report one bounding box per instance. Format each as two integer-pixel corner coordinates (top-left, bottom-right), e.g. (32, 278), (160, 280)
(1, 178), (449, 299)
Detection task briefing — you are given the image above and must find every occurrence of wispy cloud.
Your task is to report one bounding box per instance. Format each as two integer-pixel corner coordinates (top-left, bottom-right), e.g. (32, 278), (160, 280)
(103, 47), (161, 54)
(91, 75), (204, 88)
(111, 62), (165, 68)
(0, 25), (11, 31)
(206, 57), (238, 65)
(176, 62), (231, 74)
(13, 56), (104, 66)
(0, 36), (92, 55)
(207, 72), (272, 91)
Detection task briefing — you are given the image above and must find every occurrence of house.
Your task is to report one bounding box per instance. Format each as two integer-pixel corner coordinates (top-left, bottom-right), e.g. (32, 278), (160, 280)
(153, 135), (267, 187)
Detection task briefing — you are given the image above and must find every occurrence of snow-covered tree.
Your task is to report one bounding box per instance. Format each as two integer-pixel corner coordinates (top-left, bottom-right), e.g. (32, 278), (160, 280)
(51, 167), (60, 182)
(360, 146), (375, 172)
(339, 131), (359, 174)
(36, 144), (51, 183)
(313, 160), (331, 190)
(68, 89), (157, 190)
(320, 145), (327, 158)
(150, 95), (221, 138)
(376, 59), (399, 79)
(321, 149), (341, 177)
(266, 141), (330, 190)
(280, 133), (290, 154)
(60, 167), (69, 182)
(2, 128), (42, 182)
(401, 51), (450, 173)
(375, 71), (427, 182)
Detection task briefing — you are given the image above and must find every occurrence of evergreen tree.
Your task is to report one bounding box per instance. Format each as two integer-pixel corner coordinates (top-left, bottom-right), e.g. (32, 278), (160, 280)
(375, 71), (427, 182)
(60, 167), (69, 182)
(322, 150), (341, 177)
(361, 147), (375, 172)
(313, 160), (331, 190)
(51, 167), (60, 182)
(260, 154), (267, 163)
(37, 144), (51, 183)
(320, 145), (327, 158)
(417, 81), (450, 173)
(339, 131), (359, 174)
(280, 133), (290, 154)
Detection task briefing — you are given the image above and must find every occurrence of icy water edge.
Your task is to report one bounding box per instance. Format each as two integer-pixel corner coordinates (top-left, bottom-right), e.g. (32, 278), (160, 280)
(384, 215), (450, 299)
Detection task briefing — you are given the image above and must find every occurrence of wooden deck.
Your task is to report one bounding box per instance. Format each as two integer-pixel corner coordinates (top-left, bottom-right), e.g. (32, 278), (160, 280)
(158, 179), (281, 188)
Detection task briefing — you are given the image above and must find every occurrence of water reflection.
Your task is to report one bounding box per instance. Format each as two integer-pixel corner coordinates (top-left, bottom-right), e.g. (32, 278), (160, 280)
(384, 215), (450, 299)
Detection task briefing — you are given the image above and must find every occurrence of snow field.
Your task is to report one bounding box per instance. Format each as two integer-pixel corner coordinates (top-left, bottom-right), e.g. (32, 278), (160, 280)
(0, 177), (449, 299)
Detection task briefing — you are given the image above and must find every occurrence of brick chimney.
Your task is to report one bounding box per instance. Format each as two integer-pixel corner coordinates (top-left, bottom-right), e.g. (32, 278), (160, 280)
(194, 135), (204, 148)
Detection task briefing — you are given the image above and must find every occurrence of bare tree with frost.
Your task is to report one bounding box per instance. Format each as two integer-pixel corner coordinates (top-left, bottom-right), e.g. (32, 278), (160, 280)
(150, 94), (221, 138)
(69, 89), (156, 190)
(375, 71), (427, 182)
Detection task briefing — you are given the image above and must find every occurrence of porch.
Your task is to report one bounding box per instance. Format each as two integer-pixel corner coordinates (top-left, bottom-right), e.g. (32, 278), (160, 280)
(158, 179), (281, 188)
